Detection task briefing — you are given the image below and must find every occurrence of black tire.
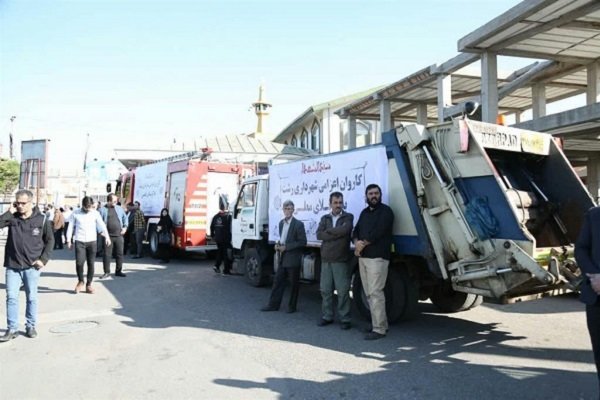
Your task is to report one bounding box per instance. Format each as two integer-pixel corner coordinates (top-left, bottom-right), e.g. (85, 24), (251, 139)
(245, 247), (269, 287)
(430, 284), (482, 313)
(352, 267), (415, 324)
(148, 227), (159, 258)
(399, 267), (420, 321)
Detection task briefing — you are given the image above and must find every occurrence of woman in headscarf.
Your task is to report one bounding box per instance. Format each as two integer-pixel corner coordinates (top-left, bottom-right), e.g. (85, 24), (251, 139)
(156, 208), (173, 264)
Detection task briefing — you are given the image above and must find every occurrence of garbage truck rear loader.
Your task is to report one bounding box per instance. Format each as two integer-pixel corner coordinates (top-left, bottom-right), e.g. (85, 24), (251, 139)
(232, 118), (594, 322)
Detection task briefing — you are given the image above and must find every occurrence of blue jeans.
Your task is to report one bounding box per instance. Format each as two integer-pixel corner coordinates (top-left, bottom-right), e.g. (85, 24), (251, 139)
(6, 267), (41, 330)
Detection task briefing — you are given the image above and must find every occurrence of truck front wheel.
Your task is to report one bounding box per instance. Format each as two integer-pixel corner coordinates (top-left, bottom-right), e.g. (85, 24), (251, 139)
(245, 248), (269, 287)
(430, 284), (483, 313)
(148, 226), (159, 258)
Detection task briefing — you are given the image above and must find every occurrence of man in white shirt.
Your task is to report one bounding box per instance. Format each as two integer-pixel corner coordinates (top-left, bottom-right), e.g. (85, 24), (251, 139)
(62, 206), (73, 245)
(66, 197), (110, 294)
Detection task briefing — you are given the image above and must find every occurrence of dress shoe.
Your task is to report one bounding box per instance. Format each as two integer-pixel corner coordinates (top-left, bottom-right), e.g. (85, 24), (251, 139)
(340, 322), (352, 330)
(25, 327), (37, 338)
(0, 329), (18, 342)
(286, 308), (297, 314)
(86, 285), (95, 294)
(115, 272), (127, 277)
(100, 273), (110, 279)
(260, 305), (278, 312)
(213, 266), (220, 273)
(221, 270), (232, 276)
(317, 319), (333, 327)
(74, 282), (85, 294)
(364, 331), (386, 341)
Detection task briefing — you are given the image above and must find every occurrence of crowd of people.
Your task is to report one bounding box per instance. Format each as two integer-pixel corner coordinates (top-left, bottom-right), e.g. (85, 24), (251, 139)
(0, 190), (174, 341)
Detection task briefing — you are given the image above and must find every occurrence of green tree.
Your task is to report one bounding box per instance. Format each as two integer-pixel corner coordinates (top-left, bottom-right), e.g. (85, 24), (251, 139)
(0, 159), (20, 194)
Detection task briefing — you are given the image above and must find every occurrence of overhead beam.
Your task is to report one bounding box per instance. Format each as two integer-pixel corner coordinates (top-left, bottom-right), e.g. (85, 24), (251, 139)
(430, 53), (479, 75)
(514, 102), (600, 132)
(458, 0), (555, 51)
(494, 48), (594, 65)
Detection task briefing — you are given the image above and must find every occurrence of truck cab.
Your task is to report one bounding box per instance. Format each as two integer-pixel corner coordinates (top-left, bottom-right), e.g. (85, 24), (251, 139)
(232, 175), (271, 286)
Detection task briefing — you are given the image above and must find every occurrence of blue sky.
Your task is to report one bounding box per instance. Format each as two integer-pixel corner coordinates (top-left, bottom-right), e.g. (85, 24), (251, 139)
(0, 0), (524, 170)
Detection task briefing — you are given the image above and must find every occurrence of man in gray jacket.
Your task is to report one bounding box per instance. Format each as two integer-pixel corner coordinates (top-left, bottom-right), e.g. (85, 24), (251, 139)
(261, 200), (307, 313)
(316, 192), (354, 330)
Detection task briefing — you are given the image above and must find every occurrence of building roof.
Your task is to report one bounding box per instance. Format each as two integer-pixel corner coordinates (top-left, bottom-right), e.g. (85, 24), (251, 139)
(273, 86), (386, 143)
(114, 134), (313, 169)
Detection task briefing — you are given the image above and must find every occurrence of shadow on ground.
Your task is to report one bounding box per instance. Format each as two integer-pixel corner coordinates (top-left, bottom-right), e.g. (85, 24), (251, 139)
(82, 251), (598, 400)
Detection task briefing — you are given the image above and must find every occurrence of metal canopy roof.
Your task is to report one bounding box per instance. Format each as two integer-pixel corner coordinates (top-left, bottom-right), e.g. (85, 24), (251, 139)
(456, 0), (600, 161)
(336, 0), (600, 155)
(336, 59), (588, 122)
(458, 0), (600, 64)
(114, 135), (313, 170)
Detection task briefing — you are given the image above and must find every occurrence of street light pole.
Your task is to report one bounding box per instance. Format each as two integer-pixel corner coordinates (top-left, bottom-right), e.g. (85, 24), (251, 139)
(9, 116), (16, 159)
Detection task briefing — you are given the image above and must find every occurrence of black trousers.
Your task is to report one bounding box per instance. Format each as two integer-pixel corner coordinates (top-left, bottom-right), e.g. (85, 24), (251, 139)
(53, 229), (64, 249)
(103, 236), (124, 274)
(124, 227), (132, 255)
(134, 230), (144, 257)
(215, 242), (232, 272)
(158, 243), (171, 262)
(63, 222), (69, 243)
(587, 302), (600, 395)
(268, 266), (300, 311)
(75, 240), (97, 285)
(96, 235), (104, 257)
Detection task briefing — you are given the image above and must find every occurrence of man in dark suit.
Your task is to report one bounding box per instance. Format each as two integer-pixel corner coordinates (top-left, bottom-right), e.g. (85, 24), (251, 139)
(261, 200), (307, 313)
(575, 206), (600, 396)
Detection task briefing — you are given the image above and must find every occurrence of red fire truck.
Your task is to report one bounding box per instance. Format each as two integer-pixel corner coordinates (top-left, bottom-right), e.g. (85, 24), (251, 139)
(116, 153), (254, 257)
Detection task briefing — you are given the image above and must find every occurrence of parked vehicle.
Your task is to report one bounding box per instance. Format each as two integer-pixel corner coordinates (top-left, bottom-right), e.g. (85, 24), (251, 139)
(231, 117), (594, 322)
(116, 153), (254, 257)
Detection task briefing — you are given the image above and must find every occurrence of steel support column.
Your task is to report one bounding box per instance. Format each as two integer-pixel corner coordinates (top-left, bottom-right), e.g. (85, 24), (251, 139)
(587, 61), (600, 105)
(481, 52), (498, 123)
(532, 82), (546, 119)
(348, 116), (357, 149)
(437, 74), (452, 123)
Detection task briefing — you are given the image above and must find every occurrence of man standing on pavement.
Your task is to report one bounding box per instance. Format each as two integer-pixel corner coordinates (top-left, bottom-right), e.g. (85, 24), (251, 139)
(352, 183), (394, 340)
(210, 198), (233, 275)
(261, 200), (307, 314)
(575, 206), (600, 396)
(53, 207), (65, 250)
(0, 189), (54, 341)
(99, 193), (128, 278)
(132, 201), (145, 259)
(124, 202), (135, 255)
(66, 197), (110, 294)
(316, 191), (354, 330)
(62, 206), (72, 245)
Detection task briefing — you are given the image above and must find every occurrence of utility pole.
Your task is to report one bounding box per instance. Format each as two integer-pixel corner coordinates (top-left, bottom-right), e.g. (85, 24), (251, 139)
(9, 116), (16, 159)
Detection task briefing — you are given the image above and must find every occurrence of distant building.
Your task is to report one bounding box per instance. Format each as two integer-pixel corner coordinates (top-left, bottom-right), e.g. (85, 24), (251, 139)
(272, 87), (385, 154)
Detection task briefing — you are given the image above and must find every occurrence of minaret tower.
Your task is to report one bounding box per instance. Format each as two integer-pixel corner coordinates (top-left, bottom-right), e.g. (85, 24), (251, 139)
(252, 84), (272, 137)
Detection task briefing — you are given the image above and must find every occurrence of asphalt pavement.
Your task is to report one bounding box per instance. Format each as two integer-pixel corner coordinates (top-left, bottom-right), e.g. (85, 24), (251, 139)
(0, 246), (597, 400)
